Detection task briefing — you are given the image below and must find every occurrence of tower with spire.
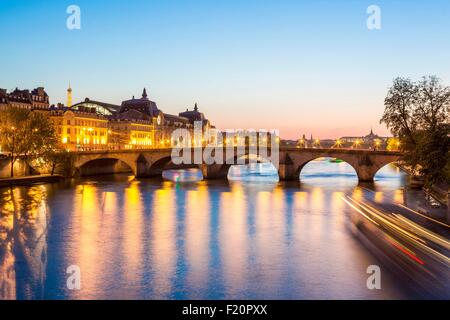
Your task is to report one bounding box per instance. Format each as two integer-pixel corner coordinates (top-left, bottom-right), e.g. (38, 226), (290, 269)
(67, 82), (72, 107)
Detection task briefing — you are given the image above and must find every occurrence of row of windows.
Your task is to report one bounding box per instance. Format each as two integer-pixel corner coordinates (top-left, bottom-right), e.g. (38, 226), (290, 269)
(33, 96), (48, 102)
(58, 128), (107, 136)
(71, 119), (108, 127)
(131, 132), (154, 139)
(130, 125), (153, 132)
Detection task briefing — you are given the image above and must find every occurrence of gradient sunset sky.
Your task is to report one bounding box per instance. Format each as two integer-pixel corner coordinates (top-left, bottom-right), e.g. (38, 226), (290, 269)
(1, 0), (449, 139)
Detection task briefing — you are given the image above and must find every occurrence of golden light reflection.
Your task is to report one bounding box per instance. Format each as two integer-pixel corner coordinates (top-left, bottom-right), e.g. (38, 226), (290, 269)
(254, 187), (286, 290)
(71, 184), (103, 298)
(0, 185), (49, 299)
(122, 184), (144, 295)
(393, 189), (404, 204)
(220, 183), (248, 296)
(310, 187), (324, 213)
(374, 191), (384, 203)
(351, 187), (364, 202)
(185, 185), (210, 294)
(0, 210), (15, 300)
(150, 185), (176, 298)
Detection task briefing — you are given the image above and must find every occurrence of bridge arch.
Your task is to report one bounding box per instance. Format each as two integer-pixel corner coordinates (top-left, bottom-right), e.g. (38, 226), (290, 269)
(373, 161), (407, 181)
(202, 153), (276, 180)
(295, 157), (359, 180)
(75, 156), (137, 177)
(296, 156), (359, 181)
(137, 153), (203, 178)
(279, 150), (403, 182)
(144, 155), (173, 177)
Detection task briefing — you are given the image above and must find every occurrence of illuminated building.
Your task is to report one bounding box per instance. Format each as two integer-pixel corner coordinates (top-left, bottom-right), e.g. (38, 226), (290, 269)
(108, 119), (155, 149)
(81, 88), (213, 149)
(48, 108), (109, 151)
(2, 85), (215, 151)
(340, 128), (390, 149)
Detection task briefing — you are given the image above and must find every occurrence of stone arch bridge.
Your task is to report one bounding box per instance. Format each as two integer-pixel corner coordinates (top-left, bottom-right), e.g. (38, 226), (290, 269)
(71, 147), (404, 182)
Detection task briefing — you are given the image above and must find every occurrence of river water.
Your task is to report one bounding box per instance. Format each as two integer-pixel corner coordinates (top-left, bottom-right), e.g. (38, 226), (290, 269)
(0, 159), (438, 299)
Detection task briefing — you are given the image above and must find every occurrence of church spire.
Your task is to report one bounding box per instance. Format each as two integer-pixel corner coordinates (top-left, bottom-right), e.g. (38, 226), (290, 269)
(67, 81), (72, 107)
(142, 88), (148, 99)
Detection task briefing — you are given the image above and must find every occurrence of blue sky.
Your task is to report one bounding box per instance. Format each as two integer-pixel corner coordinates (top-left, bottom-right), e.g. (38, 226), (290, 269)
(1, 0), (449, 138)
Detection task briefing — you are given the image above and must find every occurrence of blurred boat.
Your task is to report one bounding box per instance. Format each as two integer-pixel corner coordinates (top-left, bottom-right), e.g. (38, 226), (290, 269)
(341, 194), (450, 299)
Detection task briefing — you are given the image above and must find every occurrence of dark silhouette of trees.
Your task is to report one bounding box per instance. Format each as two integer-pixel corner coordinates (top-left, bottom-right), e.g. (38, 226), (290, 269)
(381, 76), (450, 186)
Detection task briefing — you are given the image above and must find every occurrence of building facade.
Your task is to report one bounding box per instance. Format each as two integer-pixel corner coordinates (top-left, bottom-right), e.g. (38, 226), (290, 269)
(295, 129), (390, 149)
(1, 86), (214, 152)
(48, 109), (109, 151)
(58, 88), (213, 151)
(339, 128), (389, 149)
(0, 87), (49, 110)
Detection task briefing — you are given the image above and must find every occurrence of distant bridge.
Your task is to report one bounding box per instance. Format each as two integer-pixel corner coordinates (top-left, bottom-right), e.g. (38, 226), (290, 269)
(71, 147), (404, 182)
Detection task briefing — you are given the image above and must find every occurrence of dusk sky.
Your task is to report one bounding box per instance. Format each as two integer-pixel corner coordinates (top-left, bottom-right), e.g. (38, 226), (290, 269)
(1, 0), (449, 139)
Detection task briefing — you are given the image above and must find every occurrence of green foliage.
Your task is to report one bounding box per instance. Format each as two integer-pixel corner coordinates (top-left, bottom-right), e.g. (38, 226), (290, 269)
(380, 76), (450, 186)
(0, 108), (58, 176)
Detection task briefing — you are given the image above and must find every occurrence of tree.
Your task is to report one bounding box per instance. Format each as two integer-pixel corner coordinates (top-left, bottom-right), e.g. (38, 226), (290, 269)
(380, 76), (450, 186)
(0, 108), (31, 177)
(386, 137), (401, 151)
(42, 150), (72, 176)
(0, 108), (58, 177)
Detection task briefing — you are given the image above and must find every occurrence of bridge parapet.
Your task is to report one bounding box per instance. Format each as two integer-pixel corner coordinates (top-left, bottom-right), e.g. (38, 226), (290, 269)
(69, 147), (404, 181)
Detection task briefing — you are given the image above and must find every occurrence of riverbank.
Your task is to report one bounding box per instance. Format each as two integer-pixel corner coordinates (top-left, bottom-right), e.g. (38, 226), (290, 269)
(395, 162), (448, 206)
(0, 174), (64, 187)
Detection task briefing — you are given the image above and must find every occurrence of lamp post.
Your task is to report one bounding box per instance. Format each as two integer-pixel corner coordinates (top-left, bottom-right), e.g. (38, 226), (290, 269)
(314, 139), (320, 148)
(374, 139), (381, 151)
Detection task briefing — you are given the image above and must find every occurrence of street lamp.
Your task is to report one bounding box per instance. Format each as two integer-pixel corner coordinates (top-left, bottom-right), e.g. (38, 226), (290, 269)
(299, 139), (304, 148)
(374, 139), (381, 150)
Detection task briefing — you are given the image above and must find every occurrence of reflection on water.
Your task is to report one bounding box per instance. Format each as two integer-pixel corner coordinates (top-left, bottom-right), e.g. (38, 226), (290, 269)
(228, 163), (279, 183)
(0, 186), (49, 300)
(300, 158), (358, 189)
(0, 159), (438, 299)
(162, 169), (203, 183)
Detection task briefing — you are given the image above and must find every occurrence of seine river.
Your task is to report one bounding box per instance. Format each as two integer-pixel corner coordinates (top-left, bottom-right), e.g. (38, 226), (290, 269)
(0, 159), (443, 299)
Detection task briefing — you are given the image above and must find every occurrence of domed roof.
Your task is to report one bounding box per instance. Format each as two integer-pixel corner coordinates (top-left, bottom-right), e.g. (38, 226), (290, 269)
(179, 103), (206, 122)
(119, 88), (160, 117)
